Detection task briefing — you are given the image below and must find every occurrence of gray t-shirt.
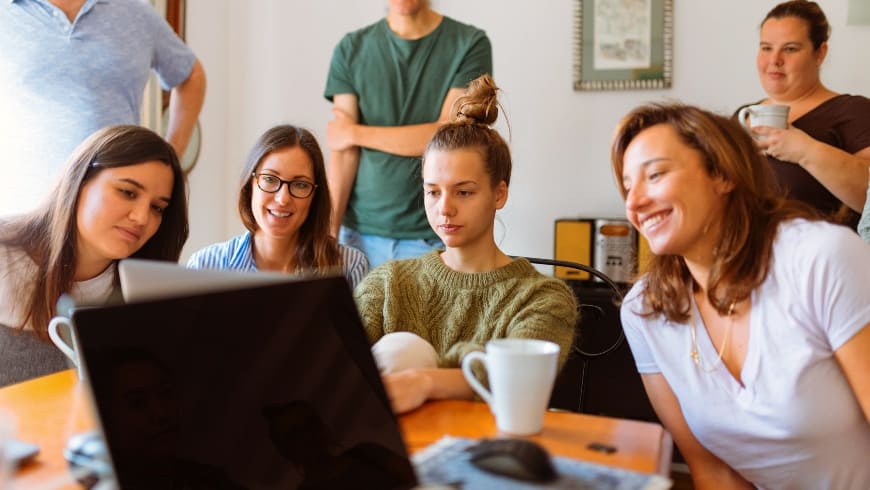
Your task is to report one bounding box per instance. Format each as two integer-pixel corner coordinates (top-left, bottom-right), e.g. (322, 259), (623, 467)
(0, 245), (116, 387)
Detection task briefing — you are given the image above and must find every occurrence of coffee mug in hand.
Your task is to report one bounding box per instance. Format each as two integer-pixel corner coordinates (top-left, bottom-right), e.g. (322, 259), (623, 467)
(48, 316), (85, 380)
(461, 339), (560, 435)
(737, 104), (789, 130)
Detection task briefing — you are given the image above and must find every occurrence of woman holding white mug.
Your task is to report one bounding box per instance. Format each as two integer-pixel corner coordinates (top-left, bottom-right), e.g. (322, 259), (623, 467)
(735, 0), (870, 227)
(0, 125), (189, 387)
(354, 74), (578, 415)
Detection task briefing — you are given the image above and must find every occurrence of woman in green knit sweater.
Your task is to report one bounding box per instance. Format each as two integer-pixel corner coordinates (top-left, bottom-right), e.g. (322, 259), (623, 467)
(354, 74), (579, 414)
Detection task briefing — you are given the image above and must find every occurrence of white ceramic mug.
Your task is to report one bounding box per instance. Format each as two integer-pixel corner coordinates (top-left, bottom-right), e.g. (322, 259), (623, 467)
(48, 316), (85, 380)
(461, 339), (560, 435)
(0, 409), (14, 486)
(737, 104), (789, 130)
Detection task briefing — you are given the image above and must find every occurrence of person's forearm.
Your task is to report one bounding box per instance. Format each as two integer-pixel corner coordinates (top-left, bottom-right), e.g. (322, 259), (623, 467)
(418, 368), (475, 401)
(327, 148), (360, 237)
(165, 60), (206, 158)
(799, 142), (869, 211)
(351, 121), (444, 157)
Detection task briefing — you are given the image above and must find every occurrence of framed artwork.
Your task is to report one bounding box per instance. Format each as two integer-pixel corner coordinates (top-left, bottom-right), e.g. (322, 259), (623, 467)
(573, 0), (673, 91)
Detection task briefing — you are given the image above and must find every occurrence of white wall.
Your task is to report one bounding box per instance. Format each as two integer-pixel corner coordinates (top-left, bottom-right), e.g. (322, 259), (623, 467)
(182, 0), (870, 262)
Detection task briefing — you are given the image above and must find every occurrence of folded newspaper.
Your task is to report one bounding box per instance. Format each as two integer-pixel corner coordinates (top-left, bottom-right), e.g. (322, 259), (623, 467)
(412, 436), (672, 490)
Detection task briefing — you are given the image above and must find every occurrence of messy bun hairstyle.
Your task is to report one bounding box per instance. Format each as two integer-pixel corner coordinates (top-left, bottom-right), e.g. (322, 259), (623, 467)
(423, 74), (512, 188)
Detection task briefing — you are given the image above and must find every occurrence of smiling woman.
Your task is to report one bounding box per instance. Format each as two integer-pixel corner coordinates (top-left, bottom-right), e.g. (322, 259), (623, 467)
(735, 0), (870, 227)
(610, 102), (870, 489)
(0, 125), (189, 387)
(185, 125), (369, 289)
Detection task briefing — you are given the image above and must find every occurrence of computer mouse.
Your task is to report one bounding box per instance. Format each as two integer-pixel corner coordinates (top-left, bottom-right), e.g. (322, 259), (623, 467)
(63, 430), (113, 489)
(467, 437), (558, 483)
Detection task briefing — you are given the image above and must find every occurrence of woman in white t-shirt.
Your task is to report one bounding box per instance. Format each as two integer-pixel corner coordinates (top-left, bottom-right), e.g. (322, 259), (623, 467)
(612, 102), (870, 489)
(0, 125), (189, 386)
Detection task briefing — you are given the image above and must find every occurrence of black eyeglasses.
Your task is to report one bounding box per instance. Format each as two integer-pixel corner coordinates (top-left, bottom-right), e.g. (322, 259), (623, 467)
(252, 173), (317, 198)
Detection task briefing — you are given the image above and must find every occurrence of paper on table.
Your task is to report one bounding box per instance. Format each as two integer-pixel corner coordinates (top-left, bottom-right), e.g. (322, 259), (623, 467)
(413, 436), (672, 490)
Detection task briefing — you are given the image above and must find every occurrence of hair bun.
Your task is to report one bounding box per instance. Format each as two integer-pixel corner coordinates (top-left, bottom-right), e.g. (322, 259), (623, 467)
(451, 74), (499, 126)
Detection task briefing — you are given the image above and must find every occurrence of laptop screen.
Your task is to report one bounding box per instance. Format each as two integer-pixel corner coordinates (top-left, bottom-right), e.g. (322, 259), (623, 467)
(74, 276), (418, 489)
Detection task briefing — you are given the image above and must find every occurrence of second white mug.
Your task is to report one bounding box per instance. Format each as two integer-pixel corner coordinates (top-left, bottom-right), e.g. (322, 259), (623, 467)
(48, 316), (85, 380)
(461, 338), (560, 435)
(737, 103), (789, 130)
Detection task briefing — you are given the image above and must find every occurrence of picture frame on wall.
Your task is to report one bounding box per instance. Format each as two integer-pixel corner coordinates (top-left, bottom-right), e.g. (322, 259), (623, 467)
(573, 0), (673, 91)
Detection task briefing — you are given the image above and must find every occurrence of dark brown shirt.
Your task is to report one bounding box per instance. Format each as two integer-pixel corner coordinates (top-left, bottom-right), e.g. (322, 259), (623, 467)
(736, 94), (870, 227)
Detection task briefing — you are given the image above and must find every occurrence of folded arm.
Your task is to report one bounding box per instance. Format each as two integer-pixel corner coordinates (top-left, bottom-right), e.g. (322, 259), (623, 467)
(327, 93), (361, 237)
(327, 87), (466, 157)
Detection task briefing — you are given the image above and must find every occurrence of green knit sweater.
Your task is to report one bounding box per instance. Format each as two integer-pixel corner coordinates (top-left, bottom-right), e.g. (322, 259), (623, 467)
(354, 251), (578, 370)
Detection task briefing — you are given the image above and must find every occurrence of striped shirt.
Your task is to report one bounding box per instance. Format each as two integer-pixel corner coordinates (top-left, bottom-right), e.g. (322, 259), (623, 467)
(186, 232), (369, 290)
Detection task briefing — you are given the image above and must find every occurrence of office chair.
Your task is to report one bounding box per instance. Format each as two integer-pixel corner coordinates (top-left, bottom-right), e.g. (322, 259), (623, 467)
(520, 257), (624, 358)
(520, 257), (657, 422)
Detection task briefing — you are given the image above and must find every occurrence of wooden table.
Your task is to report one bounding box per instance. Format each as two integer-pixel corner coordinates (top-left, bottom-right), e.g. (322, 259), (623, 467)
(2, 370), (672, 488)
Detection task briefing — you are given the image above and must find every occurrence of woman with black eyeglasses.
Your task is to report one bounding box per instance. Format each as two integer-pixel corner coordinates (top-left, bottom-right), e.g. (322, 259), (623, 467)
(187, 125), (368, 288)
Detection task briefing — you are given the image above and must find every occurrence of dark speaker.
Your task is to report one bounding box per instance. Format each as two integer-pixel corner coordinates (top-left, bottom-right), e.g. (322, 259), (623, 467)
(549, 284), (657, 422)
(549, 283), (686, 465)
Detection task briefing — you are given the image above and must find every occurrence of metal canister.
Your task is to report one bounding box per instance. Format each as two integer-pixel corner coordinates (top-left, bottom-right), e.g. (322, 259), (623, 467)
(593, 219), (636, 284)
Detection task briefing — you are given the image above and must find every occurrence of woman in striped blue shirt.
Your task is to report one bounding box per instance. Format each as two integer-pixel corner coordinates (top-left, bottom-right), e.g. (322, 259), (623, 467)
(187, 125), (368, 288)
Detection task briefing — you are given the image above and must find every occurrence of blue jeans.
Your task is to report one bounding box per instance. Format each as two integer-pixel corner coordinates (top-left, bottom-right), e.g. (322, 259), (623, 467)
(340, 226), (443, 269)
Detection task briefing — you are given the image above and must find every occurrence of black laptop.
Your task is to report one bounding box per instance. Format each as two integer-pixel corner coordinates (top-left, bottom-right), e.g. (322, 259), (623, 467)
(72, 274), (418, 489)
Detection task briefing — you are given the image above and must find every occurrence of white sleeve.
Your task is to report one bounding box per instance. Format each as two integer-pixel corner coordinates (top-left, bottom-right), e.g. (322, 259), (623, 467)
(620, 284), (661, 374)
(789, 222), (870, 350)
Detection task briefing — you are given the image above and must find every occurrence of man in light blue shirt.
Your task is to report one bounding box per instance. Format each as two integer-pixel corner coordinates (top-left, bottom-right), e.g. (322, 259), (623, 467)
(0, 0), (206, 216)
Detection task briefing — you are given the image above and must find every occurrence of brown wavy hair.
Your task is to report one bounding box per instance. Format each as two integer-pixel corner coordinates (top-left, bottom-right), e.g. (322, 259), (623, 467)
(1, 125), (189, 338)
(237, 125), (341, 273)
(610, 103), (818, 322)
(423, 74), (512, 188)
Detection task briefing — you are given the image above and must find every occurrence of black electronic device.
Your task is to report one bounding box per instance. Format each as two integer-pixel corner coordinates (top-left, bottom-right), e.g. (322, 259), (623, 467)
(466, 438), (557, 483)
(63, 431), (112, 489)
(71, 274), (418, 489)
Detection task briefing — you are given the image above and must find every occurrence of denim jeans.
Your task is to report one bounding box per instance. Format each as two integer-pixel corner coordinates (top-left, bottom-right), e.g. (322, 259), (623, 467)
(339, 226), (443, 269)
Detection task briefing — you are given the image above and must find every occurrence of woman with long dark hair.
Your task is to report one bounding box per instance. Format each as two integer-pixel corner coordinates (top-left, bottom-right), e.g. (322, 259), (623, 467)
(187, 125), (367, 288)
(0, 125), (189, 386)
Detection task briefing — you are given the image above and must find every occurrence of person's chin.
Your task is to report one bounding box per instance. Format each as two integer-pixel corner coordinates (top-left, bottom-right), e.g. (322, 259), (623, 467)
(439, 235), (466, 248)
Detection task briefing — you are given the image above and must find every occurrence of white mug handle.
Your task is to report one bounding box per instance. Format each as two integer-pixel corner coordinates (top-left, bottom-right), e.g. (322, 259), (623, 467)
(737, 106), (753, 130)
(461, 351), (493, 408)
(48, 316), (78, 366)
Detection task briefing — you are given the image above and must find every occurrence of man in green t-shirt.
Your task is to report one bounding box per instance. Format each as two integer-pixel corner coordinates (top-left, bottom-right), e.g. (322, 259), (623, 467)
(324, 0), (492, 268)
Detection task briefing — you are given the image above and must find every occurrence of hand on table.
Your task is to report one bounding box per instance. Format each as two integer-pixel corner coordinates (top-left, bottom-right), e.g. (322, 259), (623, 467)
(382, 369), (434, 414)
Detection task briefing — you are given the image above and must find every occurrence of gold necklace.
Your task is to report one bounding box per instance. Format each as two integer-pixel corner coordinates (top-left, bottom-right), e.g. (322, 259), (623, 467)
(690, 301), (736, 372)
